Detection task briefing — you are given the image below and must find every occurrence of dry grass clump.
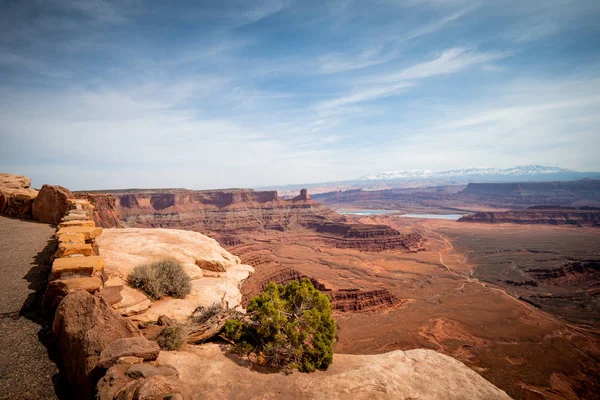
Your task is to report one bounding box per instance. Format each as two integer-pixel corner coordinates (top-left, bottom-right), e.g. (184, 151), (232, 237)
(155, 325), (186, 350)
(128, 258), (191, 300)
(189, 303), (223, 324)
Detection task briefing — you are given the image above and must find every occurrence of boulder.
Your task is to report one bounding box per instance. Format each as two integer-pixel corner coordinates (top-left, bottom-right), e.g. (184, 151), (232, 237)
(0, 173), (38, 219)
(98, 337), (160, 369)
(32, 184), (74, 224)
(52, 290), (140, 399)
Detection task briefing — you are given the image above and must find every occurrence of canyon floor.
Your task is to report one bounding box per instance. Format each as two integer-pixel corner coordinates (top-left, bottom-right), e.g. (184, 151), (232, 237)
(226, 218), (600, 400)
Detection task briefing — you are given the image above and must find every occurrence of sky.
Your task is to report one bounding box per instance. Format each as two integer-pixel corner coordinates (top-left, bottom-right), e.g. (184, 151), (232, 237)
(0, 0), (599, 190)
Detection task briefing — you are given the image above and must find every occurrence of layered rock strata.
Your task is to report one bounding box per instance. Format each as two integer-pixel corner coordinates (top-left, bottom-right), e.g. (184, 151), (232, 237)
(87, 188), (423, 252)
(239, 253), (405, 313)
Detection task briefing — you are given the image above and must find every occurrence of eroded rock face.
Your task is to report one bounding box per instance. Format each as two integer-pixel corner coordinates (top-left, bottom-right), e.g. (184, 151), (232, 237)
(32, 184), (74, 224)
(154, 344), (511, 400)
(51, 290), (141, 399)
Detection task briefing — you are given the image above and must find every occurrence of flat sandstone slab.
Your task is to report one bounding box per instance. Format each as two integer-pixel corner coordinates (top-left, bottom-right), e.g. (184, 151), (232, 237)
(51, 256), (104, 280)
(156, 344), (511, 400)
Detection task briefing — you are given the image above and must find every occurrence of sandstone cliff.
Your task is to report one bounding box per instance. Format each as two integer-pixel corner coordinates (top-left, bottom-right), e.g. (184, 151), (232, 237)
(88, 188), (423, 252)
(76, 193), (123, 228)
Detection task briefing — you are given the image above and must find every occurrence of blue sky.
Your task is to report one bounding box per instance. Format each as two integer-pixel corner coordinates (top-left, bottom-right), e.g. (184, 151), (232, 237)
(0, 0), (599, 190)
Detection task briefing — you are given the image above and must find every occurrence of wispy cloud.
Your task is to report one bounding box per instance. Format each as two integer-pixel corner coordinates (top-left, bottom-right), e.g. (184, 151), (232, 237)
(315, 47), (507, 122)
(375, 47), (507, 82)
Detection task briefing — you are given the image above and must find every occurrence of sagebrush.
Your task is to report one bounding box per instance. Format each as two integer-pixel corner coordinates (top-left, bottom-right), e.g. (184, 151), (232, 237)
(223, 278), (336, 372)
(155, 325), (186, 350)
(128, 258), (191, 300)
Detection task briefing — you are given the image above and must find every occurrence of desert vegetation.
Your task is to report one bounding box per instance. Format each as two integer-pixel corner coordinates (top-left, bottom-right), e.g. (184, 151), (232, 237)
(155, 325), (186, 350)
(127, 258), (191, 300)
(223, 278), (336, 372)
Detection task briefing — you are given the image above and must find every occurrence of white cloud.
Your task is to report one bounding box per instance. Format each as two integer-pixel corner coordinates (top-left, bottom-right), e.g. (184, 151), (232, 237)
(376, 47), (506, 82)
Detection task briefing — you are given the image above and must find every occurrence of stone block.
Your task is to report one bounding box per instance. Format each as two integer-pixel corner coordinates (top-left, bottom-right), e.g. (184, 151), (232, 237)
(56, 226), (103, 241)
(58, 220), (96, 229)
(51, 256), (104, 280)
(58, 232), (87, 245)
(57, 243), (93, 258)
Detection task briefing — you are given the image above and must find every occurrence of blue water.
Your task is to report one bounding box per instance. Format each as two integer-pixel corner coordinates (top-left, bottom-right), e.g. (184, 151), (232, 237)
(339, 210), (464, 220)
(339, 210), (399, 216)
(400, 214), (463, 220)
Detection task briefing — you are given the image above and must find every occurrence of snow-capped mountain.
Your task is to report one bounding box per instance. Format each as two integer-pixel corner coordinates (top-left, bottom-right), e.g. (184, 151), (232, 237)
(358, 165), (578, 181)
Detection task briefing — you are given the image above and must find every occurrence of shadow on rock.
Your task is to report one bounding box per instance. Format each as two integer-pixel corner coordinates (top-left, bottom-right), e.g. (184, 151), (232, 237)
(218, 343), (287, 375)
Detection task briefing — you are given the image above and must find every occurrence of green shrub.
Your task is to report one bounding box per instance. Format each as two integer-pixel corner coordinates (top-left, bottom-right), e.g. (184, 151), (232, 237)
(223, 319), (244, 341)
(128, 258), (191, 300)
(155, 325), (186, 350)
(227, 278), (336, 372)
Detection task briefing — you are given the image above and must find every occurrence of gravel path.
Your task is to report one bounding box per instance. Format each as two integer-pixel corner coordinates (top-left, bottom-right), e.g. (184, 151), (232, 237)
(0, 216), (65, 400)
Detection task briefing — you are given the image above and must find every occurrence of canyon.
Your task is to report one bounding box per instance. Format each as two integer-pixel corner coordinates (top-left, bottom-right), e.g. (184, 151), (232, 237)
(75, 183), (600, 399)
(77, 188), (424, 253)
(3, 172), (600, 399)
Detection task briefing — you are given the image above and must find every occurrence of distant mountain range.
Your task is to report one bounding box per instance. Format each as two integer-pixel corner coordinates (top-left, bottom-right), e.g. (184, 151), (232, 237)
(262, 165), (600, 197)
(358, 165), (583, 181)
